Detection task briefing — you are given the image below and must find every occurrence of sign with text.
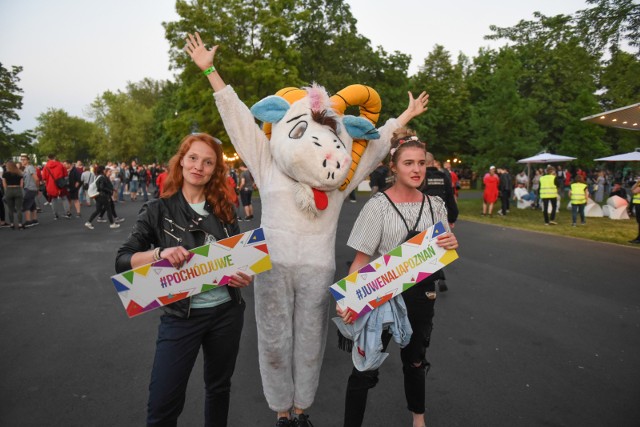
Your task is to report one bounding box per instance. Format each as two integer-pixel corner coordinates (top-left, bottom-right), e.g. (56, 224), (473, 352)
(111, 228), (271, 318)
(330, 222), (458, 320)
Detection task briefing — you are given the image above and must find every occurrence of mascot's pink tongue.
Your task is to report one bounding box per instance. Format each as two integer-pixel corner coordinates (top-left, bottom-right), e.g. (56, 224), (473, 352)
(312, 188), (328, 210)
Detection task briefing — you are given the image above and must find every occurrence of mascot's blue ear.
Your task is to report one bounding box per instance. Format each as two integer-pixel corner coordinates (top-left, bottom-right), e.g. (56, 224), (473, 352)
(250, 96), (290, 123)
(343, 116), (380, 140)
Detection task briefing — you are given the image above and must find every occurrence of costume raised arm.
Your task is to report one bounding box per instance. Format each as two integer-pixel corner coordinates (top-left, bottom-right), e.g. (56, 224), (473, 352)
(185, 32), (271, 186)
(342, 91), (429, 195)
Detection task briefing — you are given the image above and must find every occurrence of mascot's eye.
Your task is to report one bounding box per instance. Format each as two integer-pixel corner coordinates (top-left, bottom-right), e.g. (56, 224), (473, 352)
(289, 121), (308, 139)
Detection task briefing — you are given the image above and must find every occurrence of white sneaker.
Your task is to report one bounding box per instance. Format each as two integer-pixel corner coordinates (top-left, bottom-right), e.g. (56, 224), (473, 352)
(115, 217), (125, 223)
(97, 218), (107, 223)
(84, 222), (94, 230)
(110, 223), (120, 229)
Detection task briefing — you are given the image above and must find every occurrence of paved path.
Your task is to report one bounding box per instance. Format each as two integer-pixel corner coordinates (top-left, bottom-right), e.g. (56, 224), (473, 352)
(1, 195), (638, 426)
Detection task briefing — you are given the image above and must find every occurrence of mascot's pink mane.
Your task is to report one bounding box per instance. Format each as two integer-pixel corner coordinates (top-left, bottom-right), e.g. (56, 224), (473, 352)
(306, 84), (329, 112)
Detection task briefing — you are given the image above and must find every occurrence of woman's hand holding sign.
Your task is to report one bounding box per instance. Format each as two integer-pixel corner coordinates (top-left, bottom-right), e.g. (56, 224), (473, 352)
(436, 232), (458, 251)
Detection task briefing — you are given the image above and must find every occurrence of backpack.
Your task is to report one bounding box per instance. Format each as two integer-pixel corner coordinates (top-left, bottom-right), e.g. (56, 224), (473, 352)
(87, 176), (100, 199)
(82, 172), (95, 191)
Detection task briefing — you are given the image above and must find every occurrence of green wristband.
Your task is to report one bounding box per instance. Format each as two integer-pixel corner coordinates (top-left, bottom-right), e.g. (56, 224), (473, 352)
(203, 66), (216, 76)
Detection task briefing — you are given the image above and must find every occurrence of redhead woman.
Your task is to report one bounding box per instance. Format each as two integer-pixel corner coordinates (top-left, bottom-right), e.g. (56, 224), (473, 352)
(115, 133), (253, 427)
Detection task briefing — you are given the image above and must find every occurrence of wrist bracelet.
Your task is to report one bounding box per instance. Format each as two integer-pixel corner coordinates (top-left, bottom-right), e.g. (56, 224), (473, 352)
(203, 66), (216, 76)
(153, 247), (163, 261)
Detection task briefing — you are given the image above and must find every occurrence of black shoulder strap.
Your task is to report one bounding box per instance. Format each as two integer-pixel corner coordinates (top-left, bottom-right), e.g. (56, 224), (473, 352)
(382, 192), (426, 233)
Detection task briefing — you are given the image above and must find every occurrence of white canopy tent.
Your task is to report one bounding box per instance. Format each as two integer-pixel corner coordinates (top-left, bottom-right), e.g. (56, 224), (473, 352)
(594, 148), (640, 162)
(517, 152), (577, 189)
(517, 153), (577, 164)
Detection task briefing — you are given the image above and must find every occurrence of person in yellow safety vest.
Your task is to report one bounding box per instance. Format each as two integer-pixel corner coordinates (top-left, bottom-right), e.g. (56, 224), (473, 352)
(569, 174), (589, 227)
(630, 178), (640, 244)
(539, 165), (559, 225)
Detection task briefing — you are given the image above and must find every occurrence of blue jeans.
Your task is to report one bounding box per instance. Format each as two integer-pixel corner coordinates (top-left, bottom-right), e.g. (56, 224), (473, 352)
(140, 181), (149, 201)
(572, 204), (586, 224)
(147, 300), (245, 427)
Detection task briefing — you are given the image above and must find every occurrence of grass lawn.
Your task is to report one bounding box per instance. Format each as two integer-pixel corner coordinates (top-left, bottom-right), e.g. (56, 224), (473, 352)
(457, 190), (639, 247)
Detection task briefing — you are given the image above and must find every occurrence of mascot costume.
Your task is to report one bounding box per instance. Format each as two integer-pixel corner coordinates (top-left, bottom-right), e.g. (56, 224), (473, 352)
(185, 32), (429, 421)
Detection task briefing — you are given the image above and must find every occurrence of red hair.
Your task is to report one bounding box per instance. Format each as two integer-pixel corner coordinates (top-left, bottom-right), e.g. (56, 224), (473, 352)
(162, 133), (235, 223)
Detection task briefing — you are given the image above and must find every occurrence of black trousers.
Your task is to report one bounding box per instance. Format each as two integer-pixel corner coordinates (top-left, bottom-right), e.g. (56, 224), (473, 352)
(500, 190), (511, 214)
(88, 195), (113, 224)
(343, 280), (436, 427)
(542, 198), (557, 223)
(147, 300), (245, 427)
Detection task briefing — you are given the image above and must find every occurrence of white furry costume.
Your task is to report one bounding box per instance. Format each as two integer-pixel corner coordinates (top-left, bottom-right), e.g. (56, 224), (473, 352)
(214, 84), (401, 412)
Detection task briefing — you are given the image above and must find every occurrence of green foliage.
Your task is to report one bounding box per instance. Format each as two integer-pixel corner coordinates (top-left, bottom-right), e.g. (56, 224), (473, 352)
(411, 46), (471, 160)
(467, 48), (544, 171)
(34, 109), (97, 161)
(0, 63), (33, 158)
(85, 79), (167, 163)
(576, 0), (640, 58)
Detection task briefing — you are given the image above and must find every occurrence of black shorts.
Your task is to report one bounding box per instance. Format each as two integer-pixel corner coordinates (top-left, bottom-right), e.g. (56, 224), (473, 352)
(240, 189), (252, 206)
(68, 189), (79, 200)
(22, 189), (37, 212)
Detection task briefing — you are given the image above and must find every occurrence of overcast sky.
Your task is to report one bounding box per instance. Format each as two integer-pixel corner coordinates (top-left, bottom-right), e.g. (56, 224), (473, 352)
(0, 0), (589, 134)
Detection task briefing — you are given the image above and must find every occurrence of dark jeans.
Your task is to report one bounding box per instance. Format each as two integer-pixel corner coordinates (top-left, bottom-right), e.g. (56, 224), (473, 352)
(141, 181), (149, 201)
(542, 198), (557, 223)
(571, 204), (585, 224)
(343, 280), (436, 427)
(88, 195), (113, 224)
(147, 300), (245, 427)
(500, 190), (511, 214)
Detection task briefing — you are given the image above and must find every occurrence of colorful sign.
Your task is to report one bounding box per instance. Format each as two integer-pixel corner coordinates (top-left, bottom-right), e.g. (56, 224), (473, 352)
(111, 228), (271, 318)
(330, 221), (458, 320)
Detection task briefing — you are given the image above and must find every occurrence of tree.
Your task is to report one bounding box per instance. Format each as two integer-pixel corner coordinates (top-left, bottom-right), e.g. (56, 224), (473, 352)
(161, 0), (407, 151)
(485, 13), (607, 166)
(411, 46), (471, 160)
(34, 109), (97, 161)
(0, 63), (33, 158)
(86, 79), (167, 162)
(576, 0), (640, 58)
(162, 0), (302, 149)
(467, 48), (544, 171)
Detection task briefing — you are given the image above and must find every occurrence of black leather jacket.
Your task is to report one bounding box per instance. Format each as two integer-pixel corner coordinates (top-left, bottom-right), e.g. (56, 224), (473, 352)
(115, 191), (242, 318)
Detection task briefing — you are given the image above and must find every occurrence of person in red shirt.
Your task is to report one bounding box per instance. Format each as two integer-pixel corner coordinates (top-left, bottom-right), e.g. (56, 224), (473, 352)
(482, 166), (500, 217)
(155, 166), (168, 197)
(41, 154), (71, 220)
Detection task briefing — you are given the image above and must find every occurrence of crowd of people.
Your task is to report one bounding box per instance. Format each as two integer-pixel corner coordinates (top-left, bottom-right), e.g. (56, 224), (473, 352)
(0, 154), (257, 232)
(477, 164), (640, 243)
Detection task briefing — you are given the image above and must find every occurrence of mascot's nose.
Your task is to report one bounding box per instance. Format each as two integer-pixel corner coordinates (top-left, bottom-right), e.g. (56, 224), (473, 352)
(320, 153), (350, 181)
(322, 158), (341, 169)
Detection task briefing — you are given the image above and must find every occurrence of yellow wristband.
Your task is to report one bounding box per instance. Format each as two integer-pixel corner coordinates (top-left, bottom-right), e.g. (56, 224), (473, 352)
(203, 66), (216, 76)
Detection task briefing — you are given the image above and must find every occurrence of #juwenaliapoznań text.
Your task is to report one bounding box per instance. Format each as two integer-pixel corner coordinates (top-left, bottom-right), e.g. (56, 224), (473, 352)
(356, 245), (437, 301)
